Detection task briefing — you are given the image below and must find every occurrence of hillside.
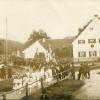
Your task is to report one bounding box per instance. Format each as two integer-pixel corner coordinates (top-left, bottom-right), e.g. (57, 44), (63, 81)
(0, 39), (23, 55)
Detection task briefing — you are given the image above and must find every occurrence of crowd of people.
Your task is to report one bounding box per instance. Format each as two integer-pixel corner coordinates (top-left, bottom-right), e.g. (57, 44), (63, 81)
(0, 64), (12, 80)
(12, 61), (71, 94)
(0, 60), (91, 95)
(78, 62), (90, 80)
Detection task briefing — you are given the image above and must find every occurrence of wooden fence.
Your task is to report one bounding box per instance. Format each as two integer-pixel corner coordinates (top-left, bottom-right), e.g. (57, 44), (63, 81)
(0, 68), (72, 100)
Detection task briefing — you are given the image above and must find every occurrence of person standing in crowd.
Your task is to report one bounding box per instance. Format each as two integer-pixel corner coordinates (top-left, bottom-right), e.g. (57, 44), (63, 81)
(60, 64), (64, 79)
(1, 66), (6, 79)
(84, 62), (90, 79)
(8, 67), (12, 78)
(56, 64), (61, 80)
(78, 63), (84, 80)
(70, 62), (75, 79)
(25, 69), (30, 79)
(30, 60), (34, 70)
(40, 89), (49, 100)
(51, 66), (56, 79)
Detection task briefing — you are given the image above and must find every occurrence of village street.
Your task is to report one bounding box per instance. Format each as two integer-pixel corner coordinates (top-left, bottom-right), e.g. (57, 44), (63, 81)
(0, 67), (99, 100)
(74, 69), (100, 99)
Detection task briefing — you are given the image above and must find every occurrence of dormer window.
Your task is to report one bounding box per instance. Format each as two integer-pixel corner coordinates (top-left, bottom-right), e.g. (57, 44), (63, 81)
(90, 27), (93, 30)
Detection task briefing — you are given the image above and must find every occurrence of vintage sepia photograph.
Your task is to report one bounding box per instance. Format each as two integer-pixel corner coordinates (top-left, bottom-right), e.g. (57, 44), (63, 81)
(0, 0), (100, 99)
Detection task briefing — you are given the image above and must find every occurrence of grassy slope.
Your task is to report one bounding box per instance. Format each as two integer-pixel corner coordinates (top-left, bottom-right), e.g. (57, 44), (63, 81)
(0, 79), (13, 92)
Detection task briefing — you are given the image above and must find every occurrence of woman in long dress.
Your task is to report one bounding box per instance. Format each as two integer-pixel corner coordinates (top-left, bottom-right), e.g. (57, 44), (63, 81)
(13, 75), (22, 94)
(45, 68), (53, 85)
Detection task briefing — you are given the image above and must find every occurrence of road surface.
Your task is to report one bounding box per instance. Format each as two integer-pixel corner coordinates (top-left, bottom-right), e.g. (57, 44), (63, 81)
(74, 69), (100, 99)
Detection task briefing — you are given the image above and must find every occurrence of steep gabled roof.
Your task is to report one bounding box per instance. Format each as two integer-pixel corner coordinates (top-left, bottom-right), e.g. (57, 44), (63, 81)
(73, 16), (100, 42)
(38, 38), (74, 51)
(75, 19), (93, 39)
(23, 39), (35, 50)
(23, 37), (75, 51)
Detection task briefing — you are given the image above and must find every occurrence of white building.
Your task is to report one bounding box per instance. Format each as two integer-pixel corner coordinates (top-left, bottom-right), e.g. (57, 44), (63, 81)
(23, 38), (73, 61)
(73, 16), (100, 62)
(23, 39), (50, 61)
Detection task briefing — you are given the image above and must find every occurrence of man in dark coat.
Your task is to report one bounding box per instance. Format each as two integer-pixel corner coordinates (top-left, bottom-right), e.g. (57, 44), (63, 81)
(78, 63), (84, 80)
(84, 63), (90, 79)
(1, 66), (6, 79)
(8, 67), (12, 78)
(70, 63), (75, 79)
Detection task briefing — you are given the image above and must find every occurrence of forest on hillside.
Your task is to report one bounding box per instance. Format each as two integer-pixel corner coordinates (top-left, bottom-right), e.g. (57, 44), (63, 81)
(0, 39), (23, 55)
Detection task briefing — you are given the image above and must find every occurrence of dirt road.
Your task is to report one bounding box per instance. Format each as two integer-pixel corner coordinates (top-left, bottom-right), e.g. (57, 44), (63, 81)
(74, 69), (100, 99)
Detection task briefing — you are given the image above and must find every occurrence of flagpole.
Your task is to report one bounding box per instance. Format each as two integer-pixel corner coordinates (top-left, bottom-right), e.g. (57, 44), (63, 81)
(5, 16), (8, 66)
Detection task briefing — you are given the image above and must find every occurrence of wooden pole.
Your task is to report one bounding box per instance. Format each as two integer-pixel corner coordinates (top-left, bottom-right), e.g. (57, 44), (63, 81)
(40, 78), (44, 91)
(3, 16), (8, 79)
(3, 93), (6, 100)
(25, 83), (28, 97)
(5, 16), (8, 66)
(56, 73), (59, 84)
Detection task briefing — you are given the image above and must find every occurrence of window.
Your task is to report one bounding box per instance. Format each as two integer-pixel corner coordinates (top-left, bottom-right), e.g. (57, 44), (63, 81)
(90, 27), (93, 30)
(91, 44), (94, 48)
(78, 40), (85, 44)
(89, 51), (97, 57)
(78, 51), (86, 57)
(99, 51), (100, 57)
(99, 39), (100, 43)
(88, 39), (96, 43)
(34, 52), (45, 59)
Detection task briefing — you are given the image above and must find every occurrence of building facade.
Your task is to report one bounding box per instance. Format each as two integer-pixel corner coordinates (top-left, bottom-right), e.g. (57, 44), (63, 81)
(73, 17), (100, 62)
(23, 38), (73, 62)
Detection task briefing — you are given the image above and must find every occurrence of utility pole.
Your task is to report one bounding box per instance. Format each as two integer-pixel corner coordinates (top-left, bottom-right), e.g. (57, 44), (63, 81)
(5, 16), (8, 66)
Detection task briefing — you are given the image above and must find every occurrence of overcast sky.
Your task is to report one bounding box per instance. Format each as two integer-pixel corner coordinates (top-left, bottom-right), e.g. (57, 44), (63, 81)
(0, 0), (100, 43)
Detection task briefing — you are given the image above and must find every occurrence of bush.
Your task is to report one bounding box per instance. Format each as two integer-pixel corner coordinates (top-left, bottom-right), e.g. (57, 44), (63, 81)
(0, 79), (13, 92)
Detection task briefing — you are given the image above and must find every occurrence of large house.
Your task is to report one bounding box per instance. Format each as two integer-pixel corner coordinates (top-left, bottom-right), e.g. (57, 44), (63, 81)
(72, 16), (100, 62)
(23, 38), (74, 62)
(23, 16), (100, 63)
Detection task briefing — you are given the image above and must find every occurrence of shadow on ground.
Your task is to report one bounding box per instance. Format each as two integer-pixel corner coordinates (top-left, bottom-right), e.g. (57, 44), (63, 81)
(21, 79), (84, 100)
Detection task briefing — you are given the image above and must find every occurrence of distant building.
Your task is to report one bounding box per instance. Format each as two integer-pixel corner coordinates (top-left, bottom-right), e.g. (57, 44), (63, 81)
(23, 38), (74, 62)
(72, 16), (100, 62)
(0, 39), (23, 63)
